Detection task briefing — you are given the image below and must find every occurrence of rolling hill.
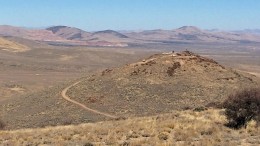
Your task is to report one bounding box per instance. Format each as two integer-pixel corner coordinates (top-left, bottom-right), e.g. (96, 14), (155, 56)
(1, 51), (258, 130)
(0, 37), (30, 52)
(1, 25), (260, 47)
(0, 25), (130, 47)
(126, 26), (260, 43)
(46, 26), (91, 40)
(46, 26), (130, 46)
(0, 25), (65, 41)
(66, 51), (258, 117)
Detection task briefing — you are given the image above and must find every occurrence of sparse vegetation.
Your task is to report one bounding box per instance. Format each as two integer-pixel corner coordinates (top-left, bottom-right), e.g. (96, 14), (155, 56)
(0, 19), (259, 146)
(0, 119), (5, 130)
(0, 109), (259, 145)
(224, 88), (260, 129)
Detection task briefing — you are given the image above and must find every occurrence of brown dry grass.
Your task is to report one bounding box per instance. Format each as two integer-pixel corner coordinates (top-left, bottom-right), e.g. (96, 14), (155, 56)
(0, 37), (30, 52)
(0, 109), (259, 146)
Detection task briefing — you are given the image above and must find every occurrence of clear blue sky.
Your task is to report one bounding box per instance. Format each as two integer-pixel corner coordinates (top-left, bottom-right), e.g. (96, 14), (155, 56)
(0, 0), (259, 31)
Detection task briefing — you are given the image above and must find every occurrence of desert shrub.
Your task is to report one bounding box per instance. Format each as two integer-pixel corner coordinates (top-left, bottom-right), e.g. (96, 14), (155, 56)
(205, 101), (223, 109)
(0, 119), (5, 130)
(193, 106), (207, 112)
(61, 118), (73, 125)
(84, 142), (94, 146)
(158, 132), (168, 140)
(223, 88), (260, 129)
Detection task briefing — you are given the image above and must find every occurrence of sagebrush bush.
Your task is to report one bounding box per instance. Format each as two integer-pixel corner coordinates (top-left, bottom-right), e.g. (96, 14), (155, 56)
(223, 88), (260, 129)
(0, 119), (5, 130)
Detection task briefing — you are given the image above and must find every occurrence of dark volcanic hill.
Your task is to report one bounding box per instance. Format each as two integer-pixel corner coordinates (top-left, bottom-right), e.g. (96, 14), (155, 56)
(86, 30), (130, 44)
(92, 30), (128, 38)
(46, 26), (91, 40)
(46, 26), (129, 41)
(67, 51), (258, 116)
(46, 26), (130, 46)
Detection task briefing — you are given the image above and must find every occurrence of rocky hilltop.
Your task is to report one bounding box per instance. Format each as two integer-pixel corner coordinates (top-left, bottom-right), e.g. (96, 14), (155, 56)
(68, 51), (258, 116)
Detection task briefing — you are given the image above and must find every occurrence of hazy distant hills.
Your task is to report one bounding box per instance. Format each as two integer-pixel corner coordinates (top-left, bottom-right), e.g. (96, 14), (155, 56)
(126, 26), (260, 43)
(0, 25), (66, 41)
(47, 26), (131, 45)
(0, 25), (260, 47)
(233, 29), (260, 36)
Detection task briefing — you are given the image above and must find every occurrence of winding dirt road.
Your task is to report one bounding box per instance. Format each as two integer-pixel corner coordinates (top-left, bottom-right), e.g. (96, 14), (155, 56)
(61, 80), (117, 119)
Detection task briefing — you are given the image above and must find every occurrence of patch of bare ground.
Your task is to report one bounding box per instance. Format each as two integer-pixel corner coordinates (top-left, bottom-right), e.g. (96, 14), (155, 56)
(0, 109), (259, 145)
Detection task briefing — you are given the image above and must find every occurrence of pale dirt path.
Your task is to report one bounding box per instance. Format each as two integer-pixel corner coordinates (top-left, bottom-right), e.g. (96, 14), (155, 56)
(61, 80), (117, 119)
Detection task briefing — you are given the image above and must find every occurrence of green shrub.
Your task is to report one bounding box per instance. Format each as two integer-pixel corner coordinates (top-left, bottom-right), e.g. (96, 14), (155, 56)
(223, 88), (260, 129)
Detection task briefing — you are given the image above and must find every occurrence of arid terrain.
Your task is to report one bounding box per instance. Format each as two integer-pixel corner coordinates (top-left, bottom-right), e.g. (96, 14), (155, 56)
(0, 25), (260, 145)
(1, 109), (259, 146)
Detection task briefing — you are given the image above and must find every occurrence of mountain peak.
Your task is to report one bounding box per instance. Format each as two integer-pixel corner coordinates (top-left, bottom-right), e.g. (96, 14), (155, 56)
(176, 26), (201, 32)
(46, 26), (91, 40)
(93, 30), (128, 38)
(46, 26), (78, 33)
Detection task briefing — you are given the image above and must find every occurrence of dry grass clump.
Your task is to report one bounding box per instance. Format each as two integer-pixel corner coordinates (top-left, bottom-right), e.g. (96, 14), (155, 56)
(0, 109), (259, 145)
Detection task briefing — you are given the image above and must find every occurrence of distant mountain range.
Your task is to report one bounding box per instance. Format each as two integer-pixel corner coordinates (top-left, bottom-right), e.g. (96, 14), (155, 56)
(0, 25), (260, 47)
(232, 29), (260, 35)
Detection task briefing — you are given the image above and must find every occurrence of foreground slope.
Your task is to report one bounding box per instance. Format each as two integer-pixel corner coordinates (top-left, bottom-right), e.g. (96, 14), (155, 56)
(67, 51), (258, 117)
(1, 109), (259, 145)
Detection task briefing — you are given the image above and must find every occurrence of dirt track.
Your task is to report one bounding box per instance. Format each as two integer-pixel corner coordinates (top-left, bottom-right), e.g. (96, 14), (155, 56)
(61, 81), (117, 119)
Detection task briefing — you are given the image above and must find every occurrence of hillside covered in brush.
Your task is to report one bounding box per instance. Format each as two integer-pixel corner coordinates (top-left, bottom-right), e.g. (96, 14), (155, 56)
(1, 51), (258, 130)
(67, 51), (258, 116)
